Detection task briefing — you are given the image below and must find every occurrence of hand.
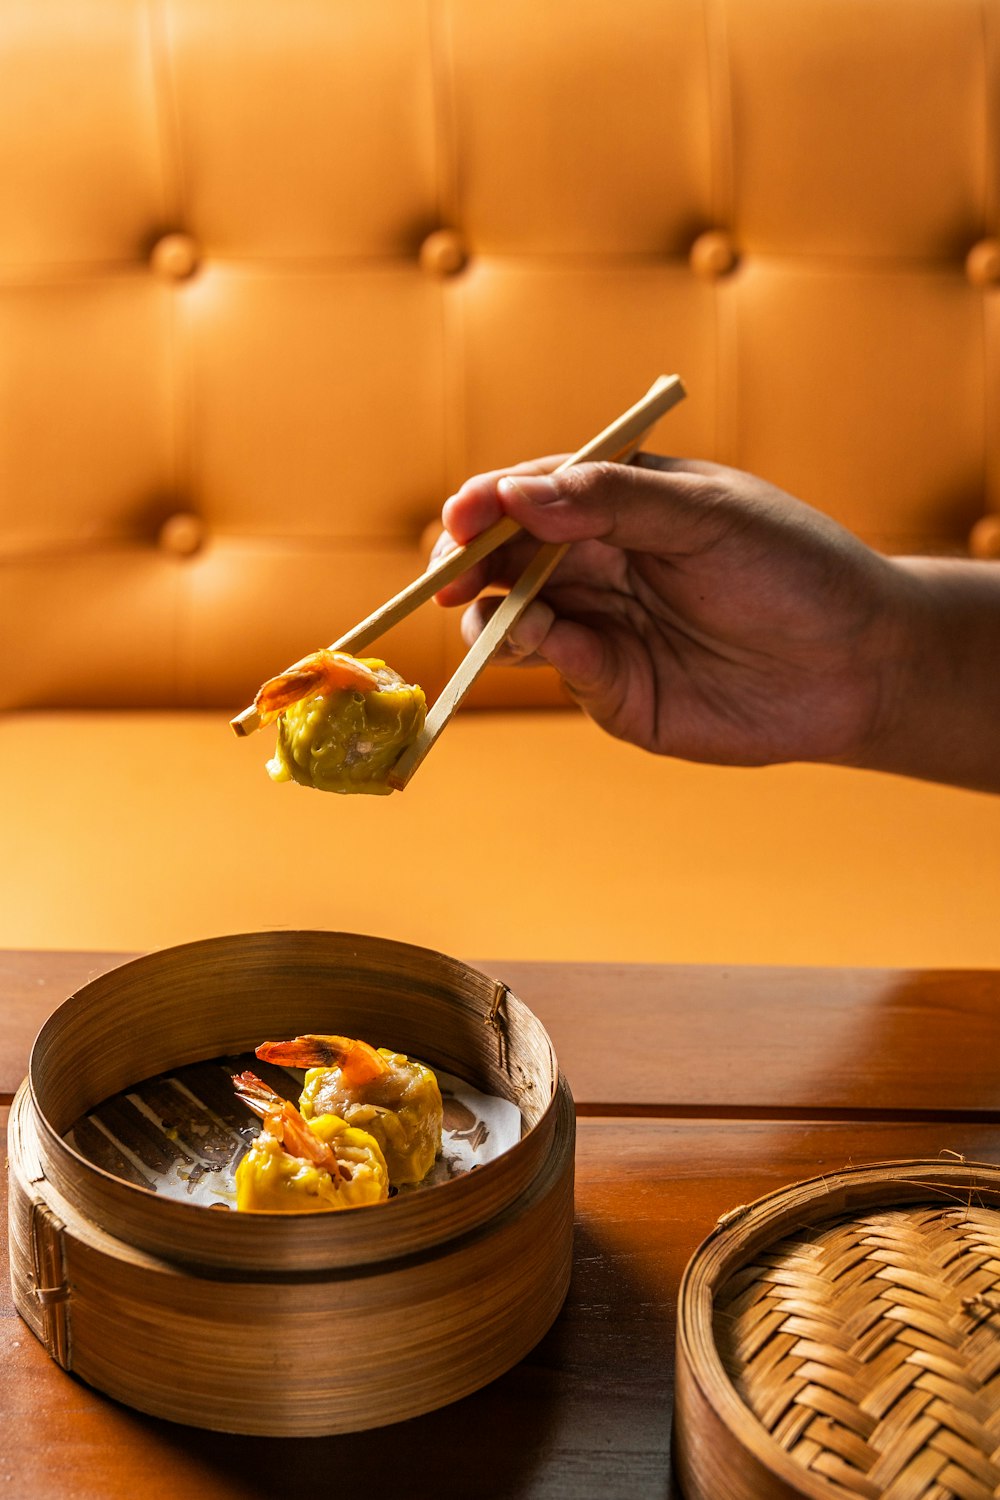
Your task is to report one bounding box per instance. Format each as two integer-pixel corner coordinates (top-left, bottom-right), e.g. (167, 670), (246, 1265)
(434, 455), (915, 769)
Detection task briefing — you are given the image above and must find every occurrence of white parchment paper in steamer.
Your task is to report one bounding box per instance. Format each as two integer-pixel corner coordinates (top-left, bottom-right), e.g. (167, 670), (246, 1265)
(69, 1067), (523, 1210)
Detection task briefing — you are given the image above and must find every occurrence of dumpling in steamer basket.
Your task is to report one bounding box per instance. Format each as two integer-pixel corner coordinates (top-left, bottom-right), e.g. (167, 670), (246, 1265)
(251, 650), (426, 795)
(255, 1034), (443, 1187)
(231, 1070), (389, 1213)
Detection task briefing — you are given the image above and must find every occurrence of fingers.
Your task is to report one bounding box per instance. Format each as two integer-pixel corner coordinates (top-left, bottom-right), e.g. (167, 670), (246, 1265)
(432, 455), (568, 607)
(433, 533), (543, 607)
(438, 450), (725, 553)
(502, 598), (557, 663)
(486, 460), (720, 555)
(439, 455), (569, 546)
(434, 451), (742, 609)
(470, 455), (732, 551)
(461, 597), (609, 696)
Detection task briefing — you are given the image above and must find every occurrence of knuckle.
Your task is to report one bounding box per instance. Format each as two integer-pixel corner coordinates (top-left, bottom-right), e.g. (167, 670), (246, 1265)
(556, 462), (613, 502)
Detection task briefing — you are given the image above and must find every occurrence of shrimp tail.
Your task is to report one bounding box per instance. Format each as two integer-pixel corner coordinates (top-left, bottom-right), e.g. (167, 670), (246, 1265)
(231, 1069), (281, 1120)
(255, 1033), (389, 1089)
(232, 1069), (345, 1176)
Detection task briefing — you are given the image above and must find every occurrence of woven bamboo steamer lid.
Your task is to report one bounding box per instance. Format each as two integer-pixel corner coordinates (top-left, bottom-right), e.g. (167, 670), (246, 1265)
(674, 1159), (1000, 1500)
(8, 930), (575, 1434)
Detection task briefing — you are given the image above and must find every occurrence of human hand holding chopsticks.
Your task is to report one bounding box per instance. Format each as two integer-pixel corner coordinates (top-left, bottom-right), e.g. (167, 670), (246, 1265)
(433, 453), (1000, 793)
(231, 376), (687, 788)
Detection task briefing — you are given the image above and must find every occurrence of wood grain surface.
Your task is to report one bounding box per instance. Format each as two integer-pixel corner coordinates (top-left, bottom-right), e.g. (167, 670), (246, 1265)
(5, 951), (1000, 1113)
(4, 950), (1000, 1498)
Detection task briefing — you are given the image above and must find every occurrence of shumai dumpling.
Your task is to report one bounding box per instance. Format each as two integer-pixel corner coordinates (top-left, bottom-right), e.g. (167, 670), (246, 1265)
(255, 1034), (443, 1187)
(232, 1070), (388, 1212)
(251, 649), (425, 795)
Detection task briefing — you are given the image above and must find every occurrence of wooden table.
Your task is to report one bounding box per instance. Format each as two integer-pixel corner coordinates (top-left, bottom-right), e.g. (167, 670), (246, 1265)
(4, 952), (1000, 1499)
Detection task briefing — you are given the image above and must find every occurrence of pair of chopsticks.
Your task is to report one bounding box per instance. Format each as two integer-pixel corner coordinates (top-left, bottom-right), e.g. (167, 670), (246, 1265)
(231, 373), (686, 789)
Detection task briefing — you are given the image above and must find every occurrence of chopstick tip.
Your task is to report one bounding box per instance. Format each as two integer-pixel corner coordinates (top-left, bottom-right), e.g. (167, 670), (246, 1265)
(230, 707), (260, 738)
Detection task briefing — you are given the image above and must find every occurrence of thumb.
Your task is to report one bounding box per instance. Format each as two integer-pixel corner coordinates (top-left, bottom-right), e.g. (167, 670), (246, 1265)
(496, 460), (717, 556)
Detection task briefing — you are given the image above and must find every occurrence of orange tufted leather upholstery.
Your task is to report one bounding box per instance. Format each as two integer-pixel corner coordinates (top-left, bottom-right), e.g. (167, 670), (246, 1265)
(2, 0), (999, 965)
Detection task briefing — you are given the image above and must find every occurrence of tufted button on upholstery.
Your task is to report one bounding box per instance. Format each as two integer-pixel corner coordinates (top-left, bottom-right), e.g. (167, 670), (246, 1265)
(966, 238), (1000, 289)
(150, 232), (200, 280)
(158, 511), (205, 558)
(969, 513), (1000, 560)
(689, 230), (739, 280)
(419, 228), (468, 277)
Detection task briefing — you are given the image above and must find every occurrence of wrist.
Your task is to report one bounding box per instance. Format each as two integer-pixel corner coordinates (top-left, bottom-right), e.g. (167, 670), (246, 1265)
(851, 557), (1000, 792)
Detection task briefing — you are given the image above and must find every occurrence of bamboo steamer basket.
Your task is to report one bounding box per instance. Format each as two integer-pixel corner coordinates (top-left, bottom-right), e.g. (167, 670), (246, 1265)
(674, 1159), (1000, 1500)
(7, 930), (575, 1436)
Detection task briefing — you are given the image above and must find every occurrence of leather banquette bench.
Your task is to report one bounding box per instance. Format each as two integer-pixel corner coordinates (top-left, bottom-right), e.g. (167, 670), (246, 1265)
(2, 0), (999, 969)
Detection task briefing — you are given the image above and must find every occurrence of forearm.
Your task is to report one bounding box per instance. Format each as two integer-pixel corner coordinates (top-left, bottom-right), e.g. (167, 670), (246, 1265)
(852, 558), (1000, 793)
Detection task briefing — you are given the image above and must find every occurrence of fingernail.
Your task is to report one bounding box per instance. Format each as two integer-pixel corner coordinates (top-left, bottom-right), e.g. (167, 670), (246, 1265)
(498, 474), (560, 505)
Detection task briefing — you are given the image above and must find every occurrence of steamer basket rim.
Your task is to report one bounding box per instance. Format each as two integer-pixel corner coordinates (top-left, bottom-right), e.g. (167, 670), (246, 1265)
(26, 928), (564, 1254)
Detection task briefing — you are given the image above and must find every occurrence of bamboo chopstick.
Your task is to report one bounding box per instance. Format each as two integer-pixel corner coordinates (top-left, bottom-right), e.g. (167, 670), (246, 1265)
(230, 374), (686, 776)
(230, 519), (522, 737)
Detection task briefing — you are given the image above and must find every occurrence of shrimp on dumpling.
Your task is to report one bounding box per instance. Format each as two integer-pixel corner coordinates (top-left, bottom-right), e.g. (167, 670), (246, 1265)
(255, 1035), (443, 1187)
(231, 1070), (389, 1212)
(250, 650), (425, 795)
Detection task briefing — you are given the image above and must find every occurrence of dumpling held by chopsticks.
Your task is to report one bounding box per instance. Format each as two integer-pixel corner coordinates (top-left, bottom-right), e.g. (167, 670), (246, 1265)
(252, 650), (426, 795)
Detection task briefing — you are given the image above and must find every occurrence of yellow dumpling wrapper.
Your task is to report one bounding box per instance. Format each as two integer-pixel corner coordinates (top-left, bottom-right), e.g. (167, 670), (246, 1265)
(299, 1050), (443, 1187)
(235, 1112), (389, 1213)
(266, 659), (426, 795)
